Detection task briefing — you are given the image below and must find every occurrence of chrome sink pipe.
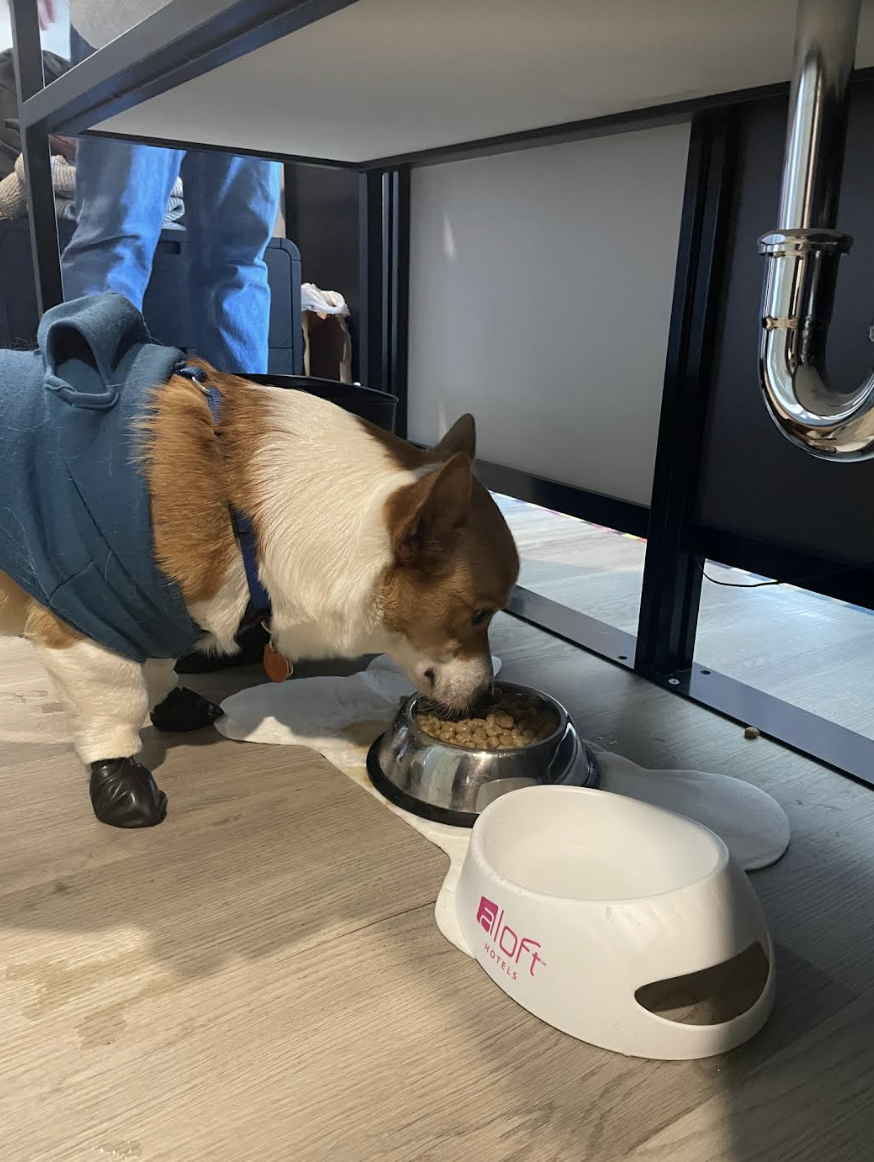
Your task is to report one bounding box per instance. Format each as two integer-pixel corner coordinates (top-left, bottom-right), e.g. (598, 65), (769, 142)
(759, 0), (874, 459)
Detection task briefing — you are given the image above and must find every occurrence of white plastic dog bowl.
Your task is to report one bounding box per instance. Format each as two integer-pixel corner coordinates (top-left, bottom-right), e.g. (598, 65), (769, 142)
(455, 786), (775, 1060)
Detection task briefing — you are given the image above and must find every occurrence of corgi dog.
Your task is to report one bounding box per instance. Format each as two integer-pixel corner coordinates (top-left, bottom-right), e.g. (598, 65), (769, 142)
(0, 345), (518, 829)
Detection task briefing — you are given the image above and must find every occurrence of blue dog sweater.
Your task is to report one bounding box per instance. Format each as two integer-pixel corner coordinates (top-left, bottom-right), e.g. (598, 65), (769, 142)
(0, 293), (206, 662)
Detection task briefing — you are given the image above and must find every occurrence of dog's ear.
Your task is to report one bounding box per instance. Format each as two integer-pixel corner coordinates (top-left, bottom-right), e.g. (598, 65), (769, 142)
(434, 414), (476, 460)
(391, 452), (473, 567)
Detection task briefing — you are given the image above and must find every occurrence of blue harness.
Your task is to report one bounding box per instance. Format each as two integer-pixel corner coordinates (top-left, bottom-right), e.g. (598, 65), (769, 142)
(174, 363), (271, 615)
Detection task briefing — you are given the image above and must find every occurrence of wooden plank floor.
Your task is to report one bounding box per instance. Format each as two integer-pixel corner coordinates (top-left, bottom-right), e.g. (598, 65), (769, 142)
(1, 616), (873, 1161)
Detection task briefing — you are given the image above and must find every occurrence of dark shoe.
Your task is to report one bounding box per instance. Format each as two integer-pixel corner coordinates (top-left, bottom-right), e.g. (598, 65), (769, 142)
(175, 622), (267, 674)
(89, 758), (167, 828)
(150, 686), (224, 733)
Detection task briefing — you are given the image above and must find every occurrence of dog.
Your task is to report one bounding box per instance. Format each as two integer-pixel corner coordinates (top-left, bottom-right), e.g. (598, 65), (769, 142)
(0, 294), (519, 828)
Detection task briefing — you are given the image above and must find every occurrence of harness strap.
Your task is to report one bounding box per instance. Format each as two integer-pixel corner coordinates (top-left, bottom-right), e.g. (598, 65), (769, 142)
(175, 363), (271, 615)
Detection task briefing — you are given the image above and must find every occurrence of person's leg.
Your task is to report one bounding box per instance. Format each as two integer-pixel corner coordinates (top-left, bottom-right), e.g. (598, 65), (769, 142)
(61, 139), (183, 308)
(61, 31), (183, 308)
(181, 151), (281, 373)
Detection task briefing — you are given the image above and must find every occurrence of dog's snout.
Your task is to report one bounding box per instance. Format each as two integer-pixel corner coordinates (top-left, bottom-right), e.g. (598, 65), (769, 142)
(403, 654), (494, 711)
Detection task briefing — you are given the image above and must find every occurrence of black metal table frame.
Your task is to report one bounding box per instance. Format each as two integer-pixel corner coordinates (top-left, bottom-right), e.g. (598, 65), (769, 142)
(9, 0), (874, 787)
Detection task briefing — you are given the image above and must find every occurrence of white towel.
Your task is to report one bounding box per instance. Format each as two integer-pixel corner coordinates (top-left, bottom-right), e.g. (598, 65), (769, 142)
(301, 283), (350, 318)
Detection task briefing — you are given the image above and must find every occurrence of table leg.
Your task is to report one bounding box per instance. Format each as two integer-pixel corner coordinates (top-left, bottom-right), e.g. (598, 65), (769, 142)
(9, 0), (64, 314)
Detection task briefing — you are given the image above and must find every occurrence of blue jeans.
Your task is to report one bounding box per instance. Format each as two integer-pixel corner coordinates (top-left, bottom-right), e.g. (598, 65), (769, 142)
(61, 31), (282, 373)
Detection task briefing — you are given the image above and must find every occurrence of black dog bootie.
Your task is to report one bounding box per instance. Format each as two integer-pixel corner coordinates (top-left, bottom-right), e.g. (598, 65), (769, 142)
(89, 758), (168, 828)
(150, 687), (224, 733)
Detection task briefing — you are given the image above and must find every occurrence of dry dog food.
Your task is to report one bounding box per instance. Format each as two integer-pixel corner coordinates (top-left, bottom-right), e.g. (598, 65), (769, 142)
(415, 691), (557, 750)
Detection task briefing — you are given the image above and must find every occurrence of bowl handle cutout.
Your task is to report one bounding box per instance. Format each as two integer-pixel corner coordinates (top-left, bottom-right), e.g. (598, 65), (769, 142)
(634, 942), (771, 1026)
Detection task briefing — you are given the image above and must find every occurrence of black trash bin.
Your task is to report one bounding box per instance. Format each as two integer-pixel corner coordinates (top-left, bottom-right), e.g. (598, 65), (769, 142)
(245, 374), (397, 434)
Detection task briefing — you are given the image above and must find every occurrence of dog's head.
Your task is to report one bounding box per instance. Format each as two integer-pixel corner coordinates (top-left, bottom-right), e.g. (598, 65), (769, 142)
(378, 416), (519, 711)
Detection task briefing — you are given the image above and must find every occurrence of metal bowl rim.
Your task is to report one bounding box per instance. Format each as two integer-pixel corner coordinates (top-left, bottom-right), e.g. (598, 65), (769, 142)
(398, 680), (572, 757)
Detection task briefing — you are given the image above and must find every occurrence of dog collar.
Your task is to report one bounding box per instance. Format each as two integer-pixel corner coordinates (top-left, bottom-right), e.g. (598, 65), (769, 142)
(174, 363), (271, 615)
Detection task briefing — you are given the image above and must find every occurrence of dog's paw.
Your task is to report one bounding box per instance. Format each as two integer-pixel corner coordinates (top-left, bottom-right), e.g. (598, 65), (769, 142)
(150, 687), (224, 733)
(89, 758), (168, 828)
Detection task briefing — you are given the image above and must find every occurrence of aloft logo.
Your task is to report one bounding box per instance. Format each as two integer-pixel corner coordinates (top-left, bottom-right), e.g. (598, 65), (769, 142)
(476, 896), (545, 981)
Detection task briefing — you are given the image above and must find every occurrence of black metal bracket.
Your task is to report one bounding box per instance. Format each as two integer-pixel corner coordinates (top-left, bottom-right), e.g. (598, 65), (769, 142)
(475, 462), (650, 540)
(358, 167), (410, 432)
(635, 109), (739, 678)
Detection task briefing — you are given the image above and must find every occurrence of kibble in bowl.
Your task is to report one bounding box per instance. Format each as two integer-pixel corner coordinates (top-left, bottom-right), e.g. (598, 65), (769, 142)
(369, 680), (600, 825)
(414, 689), (558, 751)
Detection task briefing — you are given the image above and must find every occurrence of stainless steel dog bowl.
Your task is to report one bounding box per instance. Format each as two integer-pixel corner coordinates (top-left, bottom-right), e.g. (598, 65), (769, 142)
(367, 681), (600, 826)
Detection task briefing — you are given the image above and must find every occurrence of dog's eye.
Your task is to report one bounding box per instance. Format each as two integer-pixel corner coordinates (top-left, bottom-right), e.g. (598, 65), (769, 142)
(471, 609), (492, 627)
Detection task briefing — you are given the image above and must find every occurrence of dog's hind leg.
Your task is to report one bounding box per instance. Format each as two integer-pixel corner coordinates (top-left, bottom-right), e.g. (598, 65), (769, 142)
(33, 637), (168, 829)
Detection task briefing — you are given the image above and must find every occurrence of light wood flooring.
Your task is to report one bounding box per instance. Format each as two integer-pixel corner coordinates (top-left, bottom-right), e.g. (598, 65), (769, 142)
(1, 612), (873, 1161)
(498, 494), (874, 742)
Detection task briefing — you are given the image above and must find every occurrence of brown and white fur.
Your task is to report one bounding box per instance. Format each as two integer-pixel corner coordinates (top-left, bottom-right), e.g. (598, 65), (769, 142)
(0, 363), (519, 826)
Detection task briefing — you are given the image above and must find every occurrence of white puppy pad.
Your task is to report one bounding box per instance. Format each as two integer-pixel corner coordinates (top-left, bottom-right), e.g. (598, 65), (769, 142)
(597, 751), (790, 872)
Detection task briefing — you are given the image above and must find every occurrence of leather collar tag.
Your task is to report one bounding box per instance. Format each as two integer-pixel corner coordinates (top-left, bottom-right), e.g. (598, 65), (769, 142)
(263, 641), (291, 683)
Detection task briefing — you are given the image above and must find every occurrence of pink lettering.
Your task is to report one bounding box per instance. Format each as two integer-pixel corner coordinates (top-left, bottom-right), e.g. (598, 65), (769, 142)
(499, 926), (518, 957)
(517, 936), (541, 964)
(477, 900), (546, 978)
(477, 896), (500, 936)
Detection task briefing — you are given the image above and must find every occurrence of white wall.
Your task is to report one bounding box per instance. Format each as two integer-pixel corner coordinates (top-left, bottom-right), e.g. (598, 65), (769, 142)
(407, 123), (690, 507)
(0, 0), (70, 58)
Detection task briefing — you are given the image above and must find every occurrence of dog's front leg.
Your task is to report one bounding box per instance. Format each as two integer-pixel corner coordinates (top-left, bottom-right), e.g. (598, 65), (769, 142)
(34, 639), (167, 829)
(144, 658), (224, 735)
